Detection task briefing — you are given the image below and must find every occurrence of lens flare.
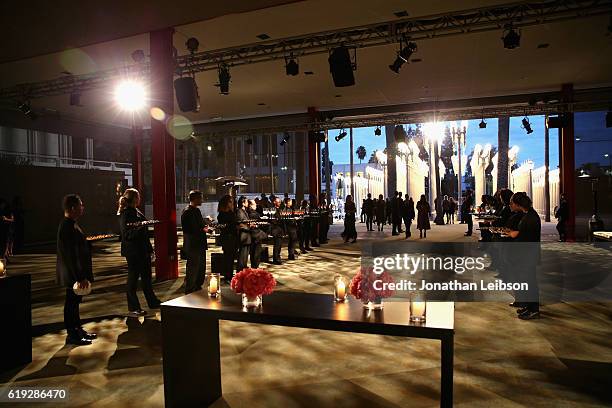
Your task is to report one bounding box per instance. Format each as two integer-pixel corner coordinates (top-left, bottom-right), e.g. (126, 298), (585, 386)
(115, 80), (146, 111)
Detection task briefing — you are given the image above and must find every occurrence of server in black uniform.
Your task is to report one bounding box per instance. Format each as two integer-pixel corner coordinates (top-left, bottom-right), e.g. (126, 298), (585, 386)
(56, 194), (96, 345)
(298, 199), (313, 253)
(507, 192), (541, 320)
(283, 198), (298, 260)
(462, 190), (475, 236)
(181, 190), (208, 294)
(364, 193), (374, 231)
(270, 198), (284, 264)
(236, 196), (252, 272)
(319, 193), (329, 244)
(308, 194), (320, 247)
(217, 195), (238, 281)
(118, 188), (161, 318)
(248, 199), (267, 268)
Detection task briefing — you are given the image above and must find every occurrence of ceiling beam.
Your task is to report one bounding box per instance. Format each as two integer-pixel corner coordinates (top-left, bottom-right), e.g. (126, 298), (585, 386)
(192, 86), (612, 136)
(2, 0), (611, 101)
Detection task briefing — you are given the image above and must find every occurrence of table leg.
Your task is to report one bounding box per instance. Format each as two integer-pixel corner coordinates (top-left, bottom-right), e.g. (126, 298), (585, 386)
(440, 333), (454, 408)
(162, 307), (222, 407)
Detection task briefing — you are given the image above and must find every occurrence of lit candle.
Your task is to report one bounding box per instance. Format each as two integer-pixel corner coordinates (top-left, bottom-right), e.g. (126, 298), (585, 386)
(209, 276), (218, 295)
(0, 261), (4, 275)
(410, 301), (426, 322)
(337, 280), (346, 299)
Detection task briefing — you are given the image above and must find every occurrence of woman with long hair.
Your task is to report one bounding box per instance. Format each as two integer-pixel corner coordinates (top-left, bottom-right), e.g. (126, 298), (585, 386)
(118, 188), (161, 317)
(217, 195), (238, 281)
(416, 194), (431, 239)
(342, 195), (357, 243)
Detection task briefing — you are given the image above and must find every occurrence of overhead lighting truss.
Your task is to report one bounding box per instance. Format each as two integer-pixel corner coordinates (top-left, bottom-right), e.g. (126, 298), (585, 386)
(1, 0), (610, 101)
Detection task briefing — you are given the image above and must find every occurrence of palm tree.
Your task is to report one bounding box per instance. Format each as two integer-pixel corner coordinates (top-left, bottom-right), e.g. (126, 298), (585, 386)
(356, 146), (367, 163)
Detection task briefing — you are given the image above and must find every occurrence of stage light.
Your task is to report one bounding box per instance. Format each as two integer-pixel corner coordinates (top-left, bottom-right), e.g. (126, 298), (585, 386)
(329, 46), (355, 87)
(280, 133), (291, 146)
(546, 115), (568, 129)
(374, 126), (382, 136)
(335, 129), (347, 142)
(521, 117), (533, 134)
(389, 42), (417, 74)
(18, 101), (37, 120)
(207, 145), (212, 151)
(479, 119), (487, 129)
(131, 50), (145, 63)
(186, 37), (200, 54)
(502, 24), (521, 49)
(115, 80), (146, 111)
(70, 91), (81, 106)
(285, 54), (299, 76)
(217, 63), (231, 95)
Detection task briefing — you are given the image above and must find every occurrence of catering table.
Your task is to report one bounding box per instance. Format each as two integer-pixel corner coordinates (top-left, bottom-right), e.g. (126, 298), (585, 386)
(593, 231), (612, 241)
(161, 291), (454, 408)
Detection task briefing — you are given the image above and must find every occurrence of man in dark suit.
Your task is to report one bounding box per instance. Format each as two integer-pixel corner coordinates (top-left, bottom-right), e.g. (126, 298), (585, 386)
(364, 193), (374, 231)
(270, 198), (284, 265)
(391, 191), (402, 235)
(462, 190), (474, 236)
(56, 194), (96, 346)
(181, 190), (208, 294)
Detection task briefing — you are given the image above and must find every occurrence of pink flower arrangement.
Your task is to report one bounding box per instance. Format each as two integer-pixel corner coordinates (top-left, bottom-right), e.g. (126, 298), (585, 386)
(231, 268), (276, 298)
(349, 268), (395, 302)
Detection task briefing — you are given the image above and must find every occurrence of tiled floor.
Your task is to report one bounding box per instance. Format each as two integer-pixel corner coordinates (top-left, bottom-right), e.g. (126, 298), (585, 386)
(1, 221), (610, 407)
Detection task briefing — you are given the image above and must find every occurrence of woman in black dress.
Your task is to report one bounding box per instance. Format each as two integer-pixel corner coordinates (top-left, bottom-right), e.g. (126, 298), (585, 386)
(343, 195), (357, 243)
(217, 195), (238, 281)
(416, 195), (431, 239)
(118, 188), (161, 318)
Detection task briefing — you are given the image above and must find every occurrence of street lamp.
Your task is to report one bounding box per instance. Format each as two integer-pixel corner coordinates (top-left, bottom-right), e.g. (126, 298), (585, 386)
(451, 120), (468, 221)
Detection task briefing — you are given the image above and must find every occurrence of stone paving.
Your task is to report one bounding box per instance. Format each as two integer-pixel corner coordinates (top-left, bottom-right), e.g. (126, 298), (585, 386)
(0, 220), (610, 407)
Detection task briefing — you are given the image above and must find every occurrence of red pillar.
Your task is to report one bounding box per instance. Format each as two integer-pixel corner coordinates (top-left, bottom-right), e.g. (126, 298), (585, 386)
(150, 28), (178, 280)
(560, 83), (576, 241)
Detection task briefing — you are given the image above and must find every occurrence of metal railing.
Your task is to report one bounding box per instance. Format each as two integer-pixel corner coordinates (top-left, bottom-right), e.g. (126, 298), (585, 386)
(0, 150), (132, 175)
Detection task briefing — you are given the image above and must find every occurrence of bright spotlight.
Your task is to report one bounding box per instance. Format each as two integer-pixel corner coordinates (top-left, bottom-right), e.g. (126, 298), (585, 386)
(115, 80), (146, 111)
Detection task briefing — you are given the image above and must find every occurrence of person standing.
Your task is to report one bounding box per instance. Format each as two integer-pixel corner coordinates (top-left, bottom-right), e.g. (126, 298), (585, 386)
(181, 190), (208, 294)
(343, 195), (357, 243)
(375, 194), (386, 232)
(0, 198), (14, 263)
(462, 190), (474, 236)
(298, 199), (313, 253)
(403, 197), (415, 239)
(248, 199), (267, 267)
(235, 196), (252, 272)
(391, 192), (401, 236)
(442, 196), (450, 224)
(555, 194), (569, 242)
(364, 193), (374, 231)
(360, 199), (366, 223)
(507, 192), (541, 320)
(319, 193), (330, 244)
(308, 195), (320, 247)
(270, 197), (285, 264)
(385, 197), (392, 225)
(284, 198), (298, 260)
(217, 195), (238, 280)
(56, 194), (96, 345)
(416, 195), (431, 239)
(118, 188), (162, 317)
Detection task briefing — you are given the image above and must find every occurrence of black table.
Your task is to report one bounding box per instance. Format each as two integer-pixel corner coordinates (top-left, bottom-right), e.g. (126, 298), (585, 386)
(0, 274), (32, 371)
(161, 291), (454, 408)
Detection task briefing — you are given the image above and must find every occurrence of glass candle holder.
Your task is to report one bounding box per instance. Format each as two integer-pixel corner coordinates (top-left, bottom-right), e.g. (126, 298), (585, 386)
(410, 300), (427, 323)
(0, 260), (6, 278)
(333, 275), (348, 302)
(207, 273), (220, 298)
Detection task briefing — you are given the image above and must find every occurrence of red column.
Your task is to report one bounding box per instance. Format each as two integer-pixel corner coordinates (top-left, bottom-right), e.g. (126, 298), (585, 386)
(560, 83), (576, 241)
(150, 28), (178, 280)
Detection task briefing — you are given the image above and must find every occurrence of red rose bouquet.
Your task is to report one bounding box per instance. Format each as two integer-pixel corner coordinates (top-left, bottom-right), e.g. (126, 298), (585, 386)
(349, 267), (395, 303)
(231, 268), (276, 298)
